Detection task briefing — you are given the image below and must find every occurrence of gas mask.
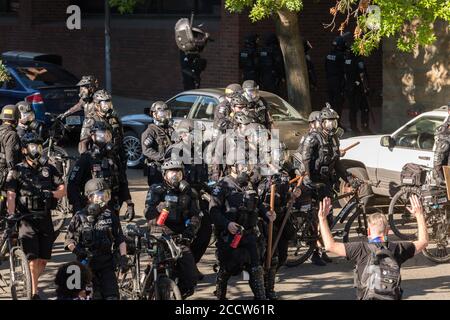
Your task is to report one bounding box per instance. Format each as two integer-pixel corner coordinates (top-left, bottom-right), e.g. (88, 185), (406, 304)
(322, 119), (338, 135)
(244, 87), (259, 102)
(154, 109), (172, 126)
(164, 169), (183, 189)
(19, 111), (36, 126)
(24, 143), (43, 165)
(98, 100), (113, 117)
(92, 130), (113, 151)
(86, 203), (102, 220)
(79, 86), (90, 100)
(88, 189), (111, 209)
(232, 164), (251, 186)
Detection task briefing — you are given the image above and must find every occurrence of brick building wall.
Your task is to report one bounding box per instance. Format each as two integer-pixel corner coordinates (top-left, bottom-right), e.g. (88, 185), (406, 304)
(0, 0), (383, 124)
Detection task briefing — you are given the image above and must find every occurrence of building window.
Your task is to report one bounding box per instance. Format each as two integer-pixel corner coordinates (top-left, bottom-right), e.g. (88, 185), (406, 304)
(0, 0), (19, 13)
(73, 0), (221, 15)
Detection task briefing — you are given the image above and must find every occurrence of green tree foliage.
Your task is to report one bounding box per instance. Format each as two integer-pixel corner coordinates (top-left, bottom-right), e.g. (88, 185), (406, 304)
(328, 0), (450, 55)
(0, 60), (10, 84)
(108, 0), (143, 14)
(225, 0), (304, 21)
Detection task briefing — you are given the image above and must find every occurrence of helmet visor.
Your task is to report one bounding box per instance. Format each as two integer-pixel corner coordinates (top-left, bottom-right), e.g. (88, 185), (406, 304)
(26, 143), (43, 160)
(88, 190), (111, 206)
(244, 87), (259, 101)
(323, 119), (338, 131)
(165, 170), (183, 185)
(155, 109), (171, 121)
(20, 111), (35, 124)
(99, 100), (113, 114)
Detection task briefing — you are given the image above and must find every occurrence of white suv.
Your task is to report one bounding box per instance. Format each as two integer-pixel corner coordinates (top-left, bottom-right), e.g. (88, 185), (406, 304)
(340, 107), (447, 197)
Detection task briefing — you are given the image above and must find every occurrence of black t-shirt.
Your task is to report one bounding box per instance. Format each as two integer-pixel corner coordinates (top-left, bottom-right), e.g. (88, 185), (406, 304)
(344, 241), (416, 299)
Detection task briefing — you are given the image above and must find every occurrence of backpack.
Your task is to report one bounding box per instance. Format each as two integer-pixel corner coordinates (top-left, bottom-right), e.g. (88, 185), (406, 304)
(400, 163), (426, 186)
(355, 243), (402, 300)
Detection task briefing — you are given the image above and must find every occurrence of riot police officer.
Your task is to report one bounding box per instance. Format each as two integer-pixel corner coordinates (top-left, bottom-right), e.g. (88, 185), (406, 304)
(304, 40), (318, 91)
(61, 75), (99, 119)
(298, 104), (356, 265)
(258, 34), (284, 96)
(0, 104), (21, 215)
(325, 36), (347, 119)
(433, 107), (450, 185)
(65, 178), (128, 300)
(144, 160), (200, 298)
(6, 132), (66, 299)
(239, 34), (260, 82)
(210, 162), (272, 300)
(213, 84), (243, 135)
(180, 51), (207, 90)
(242, 80), (273, 130)
(256, 145), (293, 300)
(344, 50), (371, 134)
(165, 119), (210, 278)
(142, 101), (174, 187)
(68, 122), (131, 216)
(16, 101), (43, 139)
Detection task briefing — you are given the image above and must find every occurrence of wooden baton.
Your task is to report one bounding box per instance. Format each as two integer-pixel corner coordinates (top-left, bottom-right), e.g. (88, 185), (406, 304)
(265, 184), (276, 270)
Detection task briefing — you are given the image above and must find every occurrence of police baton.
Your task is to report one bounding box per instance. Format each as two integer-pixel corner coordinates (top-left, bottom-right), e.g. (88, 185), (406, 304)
(270, 176), (303, 262)
(340, 141), (360, 153)
(265, 184), (276, 271)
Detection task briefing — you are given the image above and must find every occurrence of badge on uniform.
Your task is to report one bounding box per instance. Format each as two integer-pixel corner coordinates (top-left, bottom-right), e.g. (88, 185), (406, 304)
(41, 167), (49, 177)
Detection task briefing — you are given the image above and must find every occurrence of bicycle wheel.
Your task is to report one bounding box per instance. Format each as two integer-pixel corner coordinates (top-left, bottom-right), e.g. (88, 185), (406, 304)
(388, 187), (421, 240)
(10, 247), (32, 300)
(422, 207), (450, 263)
(285, 212), (316, 267)
(117, 267), (138, 300)
(155, 276), (182, 300)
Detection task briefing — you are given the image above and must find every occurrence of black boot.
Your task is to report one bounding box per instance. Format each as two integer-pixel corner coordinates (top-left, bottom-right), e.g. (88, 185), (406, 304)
(311, 250), (326, 266)
(214, 268), (231, 300)
(264, 266), (278, 300)
(249, 266), (267, 300)
(321, 251), (333, 263)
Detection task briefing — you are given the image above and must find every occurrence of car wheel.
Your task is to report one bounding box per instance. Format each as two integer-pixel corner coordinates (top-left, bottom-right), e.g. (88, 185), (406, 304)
(123, 131), (143, 169)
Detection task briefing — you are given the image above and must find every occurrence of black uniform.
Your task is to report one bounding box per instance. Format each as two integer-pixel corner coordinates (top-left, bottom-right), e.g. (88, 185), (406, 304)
(325, 49), (346, 117)
(306, 53), (318, 91)
(209, 175), (266, 299)
(180, 51), (207, 90)
(141, 123), (174, 186)
(299, 130), (351, 197)
(144, 182), (200, 296)
(165, 140), (211, 264)
(433, 122), (450, 184)
(239, 39), (259, 82)
(65, 208), (125, 299)
(6, 160), (63, 260)
(344, 52), (370, 132)
(213, 98), (234, 133)
(67, 150), (129, 214)
(247, 97), (273, 130)
(258, 39), (284, 96)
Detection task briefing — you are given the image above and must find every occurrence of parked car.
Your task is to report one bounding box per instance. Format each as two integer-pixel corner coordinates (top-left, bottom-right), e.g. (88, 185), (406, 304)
(0, 51), (82, 127)
(339, 106), (447, 198)
(121, 88), (309, 168)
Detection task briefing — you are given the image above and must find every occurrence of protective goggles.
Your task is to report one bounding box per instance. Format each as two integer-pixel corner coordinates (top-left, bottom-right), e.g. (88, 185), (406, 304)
(26, 143), (43, 160)
(323, 119), (338, 131)
(244, 87), (259, 100)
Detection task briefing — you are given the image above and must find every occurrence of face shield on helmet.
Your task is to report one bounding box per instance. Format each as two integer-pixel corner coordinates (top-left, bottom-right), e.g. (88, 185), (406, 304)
(155, 109), (172, 123)
(97, 100), (113, 116)
(164, 169), (183, 188)
(88, 189), (111, 208)
(79, 86), (90, 99)
(244, 86), (259, 102)
(19, 111), (36, 125)
(24, 143), (43, 164)
(322, 119), (338, 134)
(92, 129), (112, 148)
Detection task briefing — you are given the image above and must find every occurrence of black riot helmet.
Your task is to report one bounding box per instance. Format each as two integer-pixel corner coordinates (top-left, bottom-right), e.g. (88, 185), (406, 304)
(150, 101), (172, 126)
(231, 161), (253, 186)
(21, 132), (44, 165)
(242, 80), (260, 102)
(84, 178), (111, 210)
(224, 83), (243, 99)
(93, 90), (113, 117)
(0, 104), (20, 123)
(230, 93), (248, 113)
(320, 103), (340, 136)
(162, 160), (184, 189)
(77, 75), (99, 100)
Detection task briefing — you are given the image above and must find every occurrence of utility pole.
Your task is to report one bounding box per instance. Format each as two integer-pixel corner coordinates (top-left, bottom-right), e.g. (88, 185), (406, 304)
(104, 0), (112, 93)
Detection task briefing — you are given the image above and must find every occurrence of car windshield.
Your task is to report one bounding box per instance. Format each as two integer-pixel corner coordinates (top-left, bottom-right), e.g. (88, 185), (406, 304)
(394, 116), (443, 150)
(12, 65), (78, 89)
(262, 94), (306, 121)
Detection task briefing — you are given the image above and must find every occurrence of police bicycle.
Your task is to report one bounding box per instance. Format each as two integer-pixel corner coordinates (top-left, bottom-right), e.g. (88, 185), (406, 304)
(44, 113), (78, 234)
(0, 213), (36, 300)
(286, 179), (379, 267)
(116, 224), (183, 300)
(388, 165), (450, 263)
